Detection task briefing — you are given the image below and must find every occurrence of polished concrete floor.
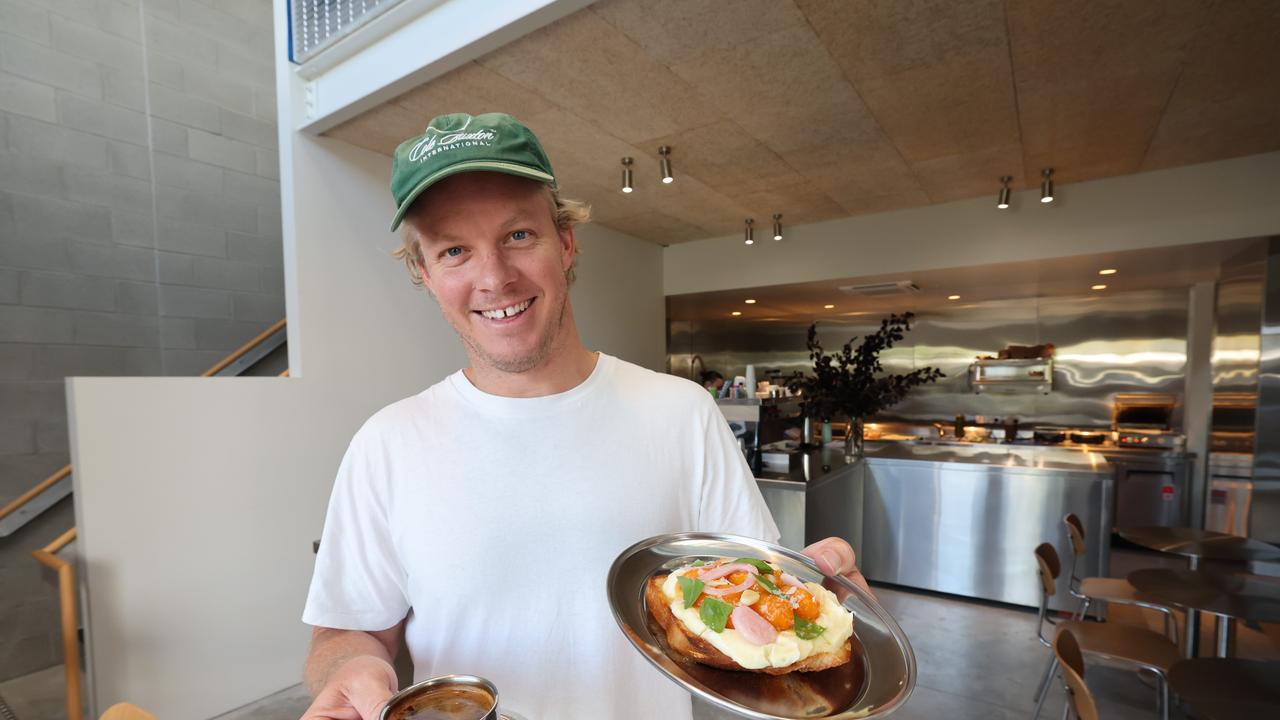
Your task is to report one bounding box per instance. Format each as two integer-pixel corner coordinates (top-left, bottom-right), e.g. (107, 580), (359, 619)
(5, 585), (1275, 719)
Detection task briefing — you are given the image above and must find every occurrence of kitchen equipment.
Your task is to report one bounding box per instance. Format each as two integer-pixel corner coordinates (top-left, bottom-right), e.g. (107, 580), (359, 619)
(968, 358), (1053, 394)
(1113, 393), (1186, 449)
(607, 532), (915, 720)
(1206, 452), (1280, 545)
(1108, 453), (1191, 529)
(380, 674), (506, 720)
(1210, 393), (1256, 453)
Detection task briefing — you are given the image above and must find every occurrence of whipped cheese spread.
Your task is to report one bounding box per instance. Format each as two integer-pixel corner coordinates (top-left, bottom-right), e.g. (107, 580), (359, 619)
(660, 571), (854, 670)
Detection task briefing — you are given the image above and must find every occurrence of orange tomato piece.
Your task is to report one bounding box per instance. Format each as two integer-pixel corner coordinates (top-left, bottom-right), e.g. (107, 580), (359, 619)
(788, 585), (821, 622)
(752, 592), (794, 631)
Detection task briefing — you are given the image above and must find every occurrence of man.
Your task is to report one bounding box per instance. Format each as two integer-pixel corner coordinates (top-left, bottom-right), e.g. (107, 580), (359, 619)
(300, 113), (867, 720)
(700, 370), (725, 398)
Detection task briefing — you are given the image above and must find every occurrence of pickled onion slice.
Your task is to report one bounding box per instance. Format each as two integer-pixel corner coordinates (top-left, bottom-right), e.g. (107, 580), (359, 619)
(780, 572), (804, 588)
(698, 562), (759, 582)
(731, 605), (778, 645)
(702, 574), (756, 596)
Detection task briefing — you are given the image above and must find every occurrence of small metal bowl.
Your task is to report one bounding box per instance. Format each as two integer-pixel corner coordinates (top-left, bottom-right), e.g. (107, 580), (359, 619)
(380, 674), (499, 720)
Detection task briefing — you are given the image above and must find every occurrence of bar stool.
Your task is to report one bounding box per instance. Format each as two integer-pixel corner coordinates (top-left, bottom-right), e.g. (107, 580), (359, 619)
(1055, 629), (1099, 720)
(1032, 543), (1177, 720)
(1063, 513), (1178, 643)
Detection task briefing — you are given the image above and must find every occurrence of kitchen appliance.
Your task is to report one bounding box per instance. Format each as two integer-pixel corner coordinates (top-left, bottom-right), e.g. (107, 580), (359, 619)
(1107, 452), (1191, 529)
(1210, 393), (1256, 453)
(1207, 452), (1253, 537)
(1112, 393), (1186, 449)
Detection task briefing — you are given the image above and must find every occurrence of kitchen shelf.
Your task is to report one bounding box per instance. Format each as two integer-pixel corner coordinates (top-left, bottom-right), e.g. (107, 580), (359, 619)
(969, 357), (1053, 394)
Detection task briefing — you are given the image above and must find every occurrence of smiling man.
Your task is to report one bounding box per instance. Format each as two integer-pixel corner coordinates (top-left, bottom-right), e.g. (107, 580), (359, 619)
(299, 113), (867, 720)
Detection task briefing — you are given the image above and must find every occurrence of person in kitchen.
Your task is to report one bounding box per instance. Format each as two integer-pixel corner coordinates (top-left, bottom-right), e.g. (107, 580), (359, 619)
(700, 369), (725, 398)
(300, 112), (869, 720)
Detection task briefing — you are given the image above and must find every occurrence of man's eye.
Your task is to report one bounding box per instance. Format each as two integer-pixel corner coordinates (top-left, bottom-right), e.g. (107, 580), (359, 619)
(510, 230), (529, 241)
(443, 247), (464, 258)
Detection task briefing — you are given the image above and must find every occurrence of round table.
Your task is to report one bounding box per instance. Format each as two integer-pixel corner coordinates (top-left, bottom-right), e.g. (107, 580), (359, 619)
(1168, 659), (1280, 720)
(1116, 526), (1280, 657)
(1117, 526), (1280, 569)
(1128, 568), (1280, 657)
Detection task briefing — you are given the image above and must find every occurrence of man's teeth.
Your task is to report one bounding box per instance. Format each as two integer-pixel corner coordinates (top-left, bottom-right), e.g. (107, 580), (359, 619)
(480, 300), (531, 319)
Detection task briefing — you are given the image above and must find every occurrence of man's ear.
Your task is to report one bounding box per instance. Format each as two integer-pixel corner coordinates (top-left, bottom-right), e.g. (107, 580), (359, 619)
(559, 226), (576, 271)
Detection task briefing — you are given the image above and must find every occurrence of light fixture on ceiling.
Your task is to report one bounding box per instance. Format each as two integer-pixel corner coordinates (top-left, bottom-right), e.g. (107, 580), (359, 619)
(823, 304), (835, 309)
(948, 294), (961, 301)
(772, 213), (783, 241)
(1092, 284), (1107, 291)
(659, 146), (674, 184)
(731, 311), (742, 316)
(997, 176), (1012, 209)
(744, 218), (754, 245)
(1099, 268), (1117, 276)
(744, 299), (757, 304)
(1040, 168), (1055, 203)
(620, 157), (633, 193)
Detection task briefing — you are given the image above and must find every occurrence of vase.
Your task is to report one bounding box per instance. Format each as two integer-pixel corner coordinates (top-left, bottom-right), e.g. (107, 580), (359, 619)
(844, 418), (865, 461)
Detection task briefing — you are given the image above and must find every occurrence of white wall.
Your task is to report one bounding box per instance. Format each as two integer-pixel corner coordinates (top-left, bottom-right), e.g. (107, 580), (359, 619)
(664, 151), (1280, 296)
(66, 3), (666, 718)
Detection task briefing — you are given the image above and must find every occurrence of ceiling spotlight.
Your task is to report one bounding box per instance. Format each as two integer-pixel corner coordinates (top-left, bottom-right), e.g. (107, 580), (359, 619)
(620, 157), (633, 193)
(997, 176), (1011, 209)
(1040, 168), (1055, 203)
(731, 311), (742, 316)
(1092, 284), (1107, 291)
(744, 299), (757, 304)
(772, 213), (783, 241)
(948, 295), (961, 300)
(659, 146), (674, 184)
(1099, 268), (1117, 276)
(823, 304), (835, 309)
(744, 218), (754, 245)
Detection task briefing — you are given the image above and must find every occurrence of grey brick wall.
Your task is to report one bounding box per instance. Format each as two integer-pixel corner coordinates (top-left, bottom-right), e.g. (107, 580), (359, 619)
(0, 0), (282, 680)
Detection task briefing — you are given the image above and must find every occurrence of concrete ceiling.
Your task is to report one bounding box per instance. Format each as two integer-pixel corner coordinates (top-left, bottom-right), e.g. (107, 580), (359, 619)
(324, 0), (1280, 245)
(665, 237), (1263, 323)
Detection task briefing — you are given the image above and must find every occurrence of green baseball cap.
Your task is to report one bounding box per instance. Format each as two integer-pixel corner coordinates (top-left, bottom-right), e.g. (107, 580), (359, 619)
(388, 112), (556, 231)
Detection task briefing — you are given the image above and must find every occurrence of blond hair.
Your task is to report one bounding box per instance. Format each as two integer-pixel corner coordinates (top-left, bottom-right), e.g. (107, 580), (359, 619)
(393, 187), (591, 287)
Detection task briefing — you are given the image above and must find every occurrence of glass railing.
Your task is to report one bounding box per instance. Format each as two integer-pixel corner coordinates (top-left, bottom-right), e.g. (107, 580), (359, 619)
(289, 0), (407, 63)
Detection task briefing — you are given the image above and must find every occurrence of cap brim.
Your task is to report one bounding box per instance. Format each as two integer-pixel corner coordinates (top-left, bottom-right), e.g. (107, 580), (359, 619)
(389, 161), (556, 231)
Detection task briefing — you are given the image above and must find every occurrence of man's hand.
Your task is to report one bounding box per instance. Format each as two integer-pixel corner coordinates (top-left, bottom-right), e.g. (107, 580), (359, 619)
(300, 655), (397, 720)
(802, 536), (872, 596)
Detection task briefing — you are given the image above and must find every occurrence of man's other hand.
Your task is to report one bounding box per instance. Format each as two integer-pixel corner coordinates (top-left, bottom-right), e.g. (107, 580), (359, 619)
(300, 655), (397, 720)
(802, 536), (872, 595)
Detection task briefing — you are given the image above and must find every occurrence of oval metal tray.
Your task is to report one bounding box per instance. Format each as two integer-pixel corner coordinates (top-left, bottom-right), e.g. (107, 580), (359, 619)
(607, 533), (915, 719)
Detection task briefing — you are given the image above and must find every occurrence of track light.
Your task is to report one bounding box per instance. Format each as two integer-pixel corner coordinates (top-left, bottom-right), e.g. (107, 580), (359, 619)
(997, 176), (1011, 209)
(659, 146), (673, 184)
(1040, 168), (1054, 204)
(744, 218), (754, 245)
(620, 157), (633, 193)
(772, 213), (783, 241)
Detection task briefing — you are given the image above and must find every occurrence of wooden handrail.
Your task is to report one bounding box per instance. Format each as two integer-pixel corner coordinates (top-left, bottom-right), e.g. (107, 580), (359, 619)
(32, 528), (82, 720)
(0, 464), (71, 522)
(201, 318), (287, 377)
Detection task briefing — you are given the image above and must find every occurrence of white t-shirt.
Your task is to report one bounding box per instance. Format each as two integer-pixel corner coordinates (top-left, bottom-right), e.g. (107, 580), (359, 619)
(303, 353), (779, 719)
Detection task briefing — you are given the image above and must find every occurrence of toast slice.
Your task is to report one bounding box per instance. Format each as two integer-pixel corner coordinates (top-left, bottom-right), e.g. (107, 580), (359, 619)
(645, 575), (852, 675)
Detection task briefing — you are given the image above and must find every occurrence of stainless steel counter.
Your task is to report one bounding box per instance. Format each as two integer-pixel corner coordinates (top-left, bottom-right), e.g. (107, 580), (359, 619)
(757, 442), (1112, 611)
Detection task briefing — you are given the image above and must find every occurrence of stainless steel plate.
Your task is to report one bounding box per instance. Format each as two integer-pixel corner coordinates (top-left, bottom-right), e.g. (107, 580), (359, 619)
(607, 533), (915, 719)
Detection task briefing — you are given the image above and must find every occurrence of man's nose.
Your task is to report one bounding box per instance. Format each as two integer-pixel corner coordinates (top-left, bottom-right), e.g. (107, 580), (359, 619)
(474, 248), (519, 291)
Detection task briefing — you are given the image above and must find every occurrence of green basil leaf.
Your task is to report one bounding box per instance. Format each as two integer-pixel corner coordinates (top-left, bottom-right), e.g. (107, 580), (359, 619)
(755, 575), (786, 597)
(733, 558), (775, 574)
(677, 575), (705, 609)
(793, 616), (826, 640)
(700, 597), (733, 633)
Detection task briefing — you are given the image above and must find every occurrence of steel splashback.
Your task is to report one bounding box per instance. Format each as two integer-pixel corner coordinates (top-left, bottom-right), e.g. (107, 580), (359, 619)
(1254, 237), (1280, 482)
(670, 289), (1190, 429)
